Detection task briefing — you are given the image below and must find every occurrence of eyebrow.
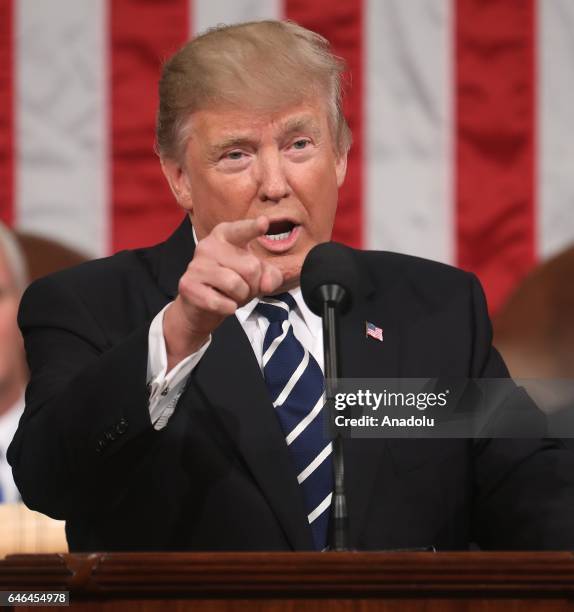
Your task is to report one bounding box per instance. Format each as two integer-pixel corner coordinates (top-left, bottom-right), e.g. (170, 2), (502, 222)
(280, 116), (322, 141)
(206, 115), (322, 158)
(207, 135), (255, 158)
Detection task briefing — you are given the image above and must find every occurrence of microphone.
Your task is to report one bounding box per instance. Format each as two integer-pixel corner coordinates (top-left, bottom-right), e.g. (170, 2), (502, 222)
(301, 242), (357, 317)
(301, 242), (357, 552)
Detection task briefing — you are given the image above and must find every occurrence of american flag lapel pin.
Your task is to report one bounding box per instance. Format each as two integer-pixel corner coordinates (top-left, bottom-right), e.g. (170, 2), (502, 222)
(365, 321), (383, 342)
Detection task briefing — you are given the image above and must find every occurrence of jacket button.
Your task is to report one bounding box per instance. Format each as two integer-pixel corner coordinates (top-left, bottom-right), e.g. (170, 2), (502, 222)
(116, 419), (128, 435)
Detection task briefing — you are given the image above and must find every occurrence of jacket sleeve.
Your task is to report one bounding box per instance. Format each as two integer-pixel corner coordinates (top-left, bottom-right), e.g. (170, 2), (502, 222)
(7, 273), (161, 520)
(468, 273), (574, 549)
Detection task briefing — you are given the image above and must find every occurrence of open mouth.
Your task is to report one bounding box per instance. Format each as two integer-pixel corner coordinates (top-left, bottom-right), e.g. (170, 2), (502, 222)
(258, 219), (301, 252)
(265, 220), (297, 241)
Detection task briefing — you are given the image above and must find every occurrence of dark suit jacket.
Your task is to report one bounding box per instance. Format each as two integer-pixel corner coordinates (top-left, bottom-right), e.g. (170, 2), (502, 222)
(8, 217), (574, 551)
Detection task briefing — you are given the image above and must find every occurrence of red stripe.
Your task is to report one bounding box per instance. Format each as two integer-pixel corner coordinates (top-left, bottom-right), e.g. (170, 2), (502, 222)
(0, 0), (13, 226)
(284, 0), (363, 249)
(110, 0), (189, 253)
(455, 0), (536, 313)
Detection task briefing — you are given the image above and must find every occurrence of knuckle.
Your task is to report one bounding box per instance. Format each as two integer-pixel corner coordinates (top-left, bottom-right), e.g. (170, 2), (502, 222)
(192, 259), (208, 276)
(229, 273), (244, 293)
(212, 222), (228, 240)
(194, 240), (210, 258)
(186, 253), (199, 270)
(244, 257), (261, 278)
(222, 271), (240, 295)
(208, 295), (221, 311)
(178, 275), (191, 295)
(235, 282), (249, 301)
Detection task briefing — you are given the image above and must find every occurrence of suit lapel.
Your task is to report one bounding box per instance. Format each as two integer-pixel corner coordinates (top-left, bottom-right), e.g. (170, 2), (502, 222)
(192, 316), (314, 550)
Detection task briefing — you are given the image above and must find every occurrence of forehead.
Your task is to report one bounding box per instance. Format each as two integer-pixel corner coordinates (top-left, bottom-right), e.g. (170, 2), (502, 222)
(188, 99), (330, 142)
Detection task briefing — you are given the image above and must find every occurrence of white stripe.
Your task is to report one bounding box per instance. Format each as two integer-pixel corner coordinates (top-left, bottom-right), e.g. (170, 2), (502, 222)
(260, 299), (290, 313)
(273, 349), (310, 408)
(15, 0), (108, 257)
(286, 393), (325, 446)
(297, 443), (333, 484)
(192, 0), (282, 35)
(365, 0), (453, 264)
(538, 0), (574, 260)
(308, 492), (332, 525)
(262, 320), (289, 367)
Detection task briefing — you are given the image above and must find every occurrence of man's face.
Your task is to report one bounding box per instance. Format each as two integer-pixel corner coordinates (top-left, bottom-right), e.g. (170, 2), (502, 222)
(164, 98), (347, 289)
(0, 247), (25, 390)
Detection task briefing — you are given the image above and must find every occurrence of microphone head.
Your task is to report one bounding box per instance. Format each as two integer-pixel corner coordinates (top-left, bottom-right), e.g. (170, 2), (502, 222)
(301, 242), (358, 316)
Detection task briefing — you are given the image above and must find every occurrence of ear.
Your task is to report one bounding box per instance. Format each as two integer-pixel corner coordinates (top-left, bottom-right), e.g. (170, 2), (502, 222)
(335, 151), (348, 188)
(160, 157), (193, 212)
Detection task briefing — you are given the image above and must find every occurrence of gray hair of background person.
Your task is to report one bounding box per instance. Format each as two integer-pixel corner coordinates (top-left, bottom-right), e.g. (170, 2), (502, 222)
(156, 20), (353, 162)
(0, 223), (28, 293)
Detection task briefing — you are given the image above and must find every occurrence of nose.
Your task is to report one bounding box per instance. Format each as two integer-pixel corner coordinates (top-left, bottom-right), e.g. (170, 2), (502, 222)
(257, 149), (290, 203)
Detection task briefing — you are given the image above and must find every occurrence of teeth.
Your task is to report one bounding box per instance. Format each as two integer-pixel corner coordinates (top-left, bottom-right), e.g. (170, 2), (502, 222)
(265, 231), (291, 241)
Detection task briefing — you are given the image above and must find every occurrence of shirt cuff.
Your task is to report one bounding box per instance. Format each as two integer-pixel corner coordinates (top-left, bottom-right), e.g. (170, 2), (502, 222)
(147, 302), (211, 430)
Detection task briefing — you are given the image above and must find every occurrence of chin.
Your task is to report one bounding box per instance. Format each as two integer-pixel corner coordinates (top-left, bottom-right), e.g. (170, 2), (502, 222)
(277, 276), (300, 293)
(274, 254), (304, 286)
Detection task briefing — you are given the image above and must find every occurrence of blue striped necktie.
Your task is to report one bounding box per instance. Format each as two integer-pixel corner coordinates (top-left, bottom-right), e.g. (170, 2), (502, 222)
(256, 293), (333, 550)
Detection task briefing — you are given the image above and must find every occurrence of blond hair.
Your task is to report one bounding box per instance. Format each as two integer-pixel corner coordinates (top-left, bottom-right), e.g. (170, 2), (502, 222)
(156, 20), (352, 160)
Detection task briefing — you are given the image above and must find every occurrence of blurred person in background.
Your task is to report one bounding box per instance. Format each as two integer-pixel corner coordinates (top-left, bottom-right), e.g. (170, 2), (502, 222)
(0, 222), (70, 555)
(0, 221), (27, 503)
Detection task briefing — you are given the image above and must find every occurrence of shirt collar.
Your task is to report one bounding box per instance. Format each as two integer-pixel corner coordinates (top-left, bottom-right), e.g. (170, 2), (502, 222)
(236, 288), (321, 338)
(291, 288), (321, 337)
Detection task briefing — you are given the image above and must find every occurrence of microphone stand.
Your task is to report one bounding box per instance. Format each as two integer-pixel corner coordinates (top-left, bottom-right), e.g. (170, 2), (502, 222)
(317, 282), (434, 555)
(318, 284), (349, 552)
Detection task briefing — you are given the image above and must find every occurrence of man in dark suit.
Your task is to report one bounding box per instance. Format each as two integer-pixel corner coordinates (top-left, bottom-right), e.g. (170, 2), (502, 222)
(8, 20), (574, 552)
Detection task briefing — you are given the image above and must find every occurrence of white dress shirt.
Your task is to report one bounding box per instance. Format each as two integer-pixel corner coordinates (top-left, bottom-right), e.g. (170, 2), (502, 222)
(0, 395), (24, 503)
(147, 289), (324, 431)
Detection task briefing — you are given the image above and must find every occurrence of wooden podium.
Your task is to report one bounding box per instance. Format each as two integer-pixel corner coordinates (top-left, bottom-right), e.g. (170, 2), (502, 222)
(1, 551), (574, 610)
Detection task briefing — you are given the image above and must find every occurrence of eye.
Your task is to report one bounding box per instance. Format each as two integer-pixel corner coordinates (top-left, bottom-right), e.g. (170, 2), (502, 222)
(224, 150), (245, 160)
(291, 139), (310, 150)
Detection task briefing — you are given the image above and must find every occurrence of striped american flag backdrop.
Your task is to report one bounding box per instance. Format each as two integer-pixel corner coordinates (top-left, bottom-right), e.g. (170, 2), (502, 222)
(1, 0), (573, 313)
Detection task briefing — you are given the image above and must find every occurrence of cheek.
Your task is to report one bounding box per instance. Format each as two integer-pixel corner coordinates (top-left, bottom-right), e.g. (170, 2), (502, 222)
(293, 162), (339, 223)
(193, 173), (256, 228)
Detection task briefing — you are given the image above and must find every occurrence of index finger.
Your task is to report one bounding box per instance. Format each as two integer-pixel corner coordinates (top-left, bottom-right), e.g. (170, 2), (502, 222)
(216, 216), (269, 248)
